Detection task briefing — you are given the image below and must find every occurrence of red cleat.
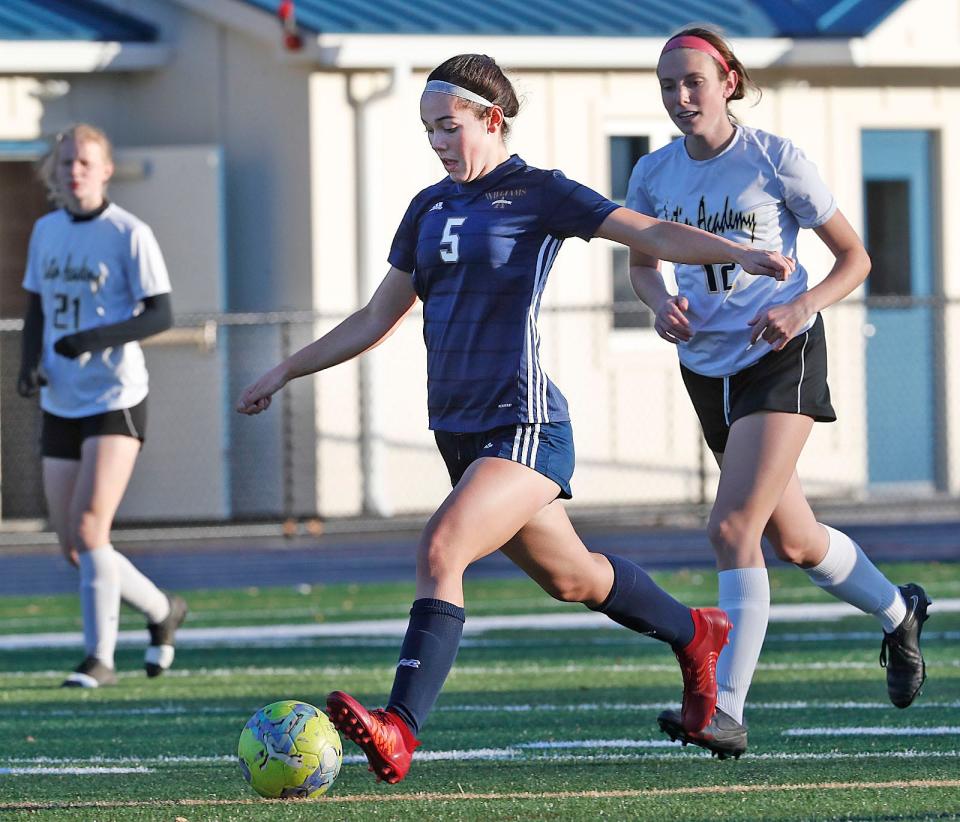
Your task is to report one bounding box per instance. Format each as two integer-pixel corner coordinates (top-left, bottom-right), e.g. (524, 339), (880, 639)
(326, 690), (421, 784)
(675, 607), (732, 734)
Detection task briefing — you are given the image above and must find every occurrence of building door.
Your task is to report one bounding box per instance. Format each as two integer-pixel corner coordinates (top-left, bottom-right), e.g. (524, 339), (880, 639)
(861, 130), (939, 488)
(0, 156), (53, 520)
(109, 145), (228, 520)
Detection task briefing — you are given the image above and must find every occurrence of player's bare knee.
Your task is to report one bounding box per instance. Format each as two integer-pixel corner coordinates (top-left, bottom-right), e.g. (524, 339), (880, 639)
(707, 509), (739, 551)
(538, 573), (587, 603)
(417, 523), (465, 584)
(707, 509), (756, 560)
(71, 510), (108, 553)
(541, 555), (610, 604)
(771, 531), (821, 567)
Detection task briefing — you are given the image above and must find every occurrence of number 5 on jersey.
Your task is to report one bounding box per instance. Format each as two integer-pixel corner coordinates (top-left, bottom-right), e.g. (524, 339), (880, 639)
(440, 217), (466, 263)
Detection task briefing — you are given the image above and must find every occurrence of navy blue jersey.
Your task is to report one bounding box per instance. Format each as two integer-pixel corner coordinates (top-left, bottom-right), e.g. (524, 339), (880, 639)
(389, 155), (618, 432)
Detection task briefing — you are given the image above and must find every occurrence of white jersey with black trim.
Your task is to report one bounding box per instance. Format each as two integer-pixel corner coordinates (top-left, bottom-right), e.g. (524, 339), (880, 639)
(626, 125), (837, 377)
(22, 203), (172, 418)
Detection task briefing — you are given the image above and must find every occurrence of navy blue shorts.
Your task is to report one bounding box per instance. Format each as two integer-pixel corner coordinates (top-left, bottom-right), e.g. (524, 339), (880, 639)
(434, 421), (575, 499)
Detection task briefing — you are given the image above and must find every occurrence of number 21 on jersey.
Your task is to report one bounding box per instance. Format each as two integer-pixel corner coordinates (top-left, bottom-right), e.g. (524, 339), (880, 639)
(440, 217), (466, 263)
(53, 292), (81, 329)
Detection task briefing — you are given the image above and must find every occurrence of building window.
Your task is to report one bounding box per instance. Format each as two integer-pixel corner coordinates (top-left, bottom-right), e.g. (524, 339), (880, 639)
(864, 179), (912, 296)
(609, 136), (653, 329)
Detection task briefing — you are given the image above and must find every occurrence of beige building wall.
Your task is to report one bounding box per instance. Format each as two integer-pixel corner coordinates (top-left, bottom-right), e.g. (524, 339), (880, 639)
(2, 0), (957, 518)
(320, 60), (960, 513)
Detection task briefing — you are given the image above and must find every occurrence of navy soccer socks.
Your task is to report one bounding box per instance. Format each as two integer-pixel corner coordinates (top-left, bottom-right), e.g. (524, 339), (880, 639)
(592, 554), (695, 648)
(387, 598), (465, 735)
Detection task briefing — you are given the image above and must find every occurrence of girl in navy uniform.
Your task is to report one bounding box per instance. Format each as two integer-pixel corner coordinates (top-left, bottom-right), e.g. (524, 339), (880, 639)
(237, 54), (794, 783)
(18, 124), (187, 687)
(627, 28), (930, 758)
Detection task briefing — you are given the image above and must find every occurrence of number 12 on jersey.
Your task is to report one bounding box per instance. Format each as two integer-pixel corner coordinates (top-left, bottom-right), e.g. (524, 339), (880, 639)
(704, 263), (736, 293)
(440, 217), (466, 263)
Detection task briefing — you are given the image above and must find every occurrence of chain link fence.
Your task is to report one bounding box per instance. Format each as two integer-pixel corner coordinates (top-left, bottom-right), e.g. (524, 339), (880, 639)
(0, 295), (956, 530)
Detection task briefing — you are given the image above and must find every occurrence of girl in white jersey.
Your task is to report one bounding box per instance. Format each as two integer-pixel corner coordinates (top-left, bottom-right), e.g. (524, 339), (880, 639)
(18, 124), (187, 687)
(627, 28), (931, 758)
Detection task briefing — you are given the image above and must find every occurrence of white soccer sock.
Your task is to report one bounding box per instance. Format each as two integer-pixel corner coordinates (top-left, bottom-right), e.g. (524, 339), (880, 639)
(79, 546), (121, 668)
(114, 549), (170, 624)
(716, 567), (770, 725)
(804, 525), (906, 633)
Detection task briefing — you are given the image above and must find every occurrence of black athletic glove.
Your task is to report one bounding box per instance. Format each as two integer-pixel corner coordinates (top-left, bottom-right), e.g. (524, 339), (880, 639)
(19, 292), (44, 397)
(16, 366), (45, 398)
(54, 333), (87, 359)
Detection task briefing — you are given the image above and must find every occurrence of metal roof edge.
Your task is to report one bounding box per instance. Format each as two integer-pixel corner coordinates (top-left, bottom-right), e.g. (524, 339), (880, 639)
(285, 32), (956, 71)
(296, 35), (797, 70)
(161, 2), (956, 72)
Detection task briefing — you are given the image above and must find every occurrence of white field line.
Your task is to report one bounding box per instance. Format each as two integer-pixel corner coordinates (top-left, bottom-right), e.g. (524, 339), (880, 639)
(4, 749), (960, 769)
(7, 631), (960, 652)
(3, 699), (957, 720)
(5, 658), (960, 681)
(0, 600), (567, 630)
(438, 699), (960, 713)
(784, 726), (960, 737)
(0, 766), (150, 775)
(4, 598), (959, 650)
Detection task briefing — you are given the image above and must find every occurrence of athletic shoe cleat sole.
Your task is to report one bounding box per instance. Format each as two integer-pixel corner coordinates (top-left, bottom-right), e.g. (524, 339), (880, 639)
(658, 706), (748, 760)
(61, 655), (118, 688)
(145, 593), (188, 678)
(326, 690), (420, 784)
(880, 583), (931, 709)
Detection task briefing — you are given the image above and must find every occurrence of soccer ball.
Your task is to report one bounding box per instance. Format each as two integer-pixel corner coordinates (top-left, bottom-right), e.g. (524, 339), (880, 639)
(238, 700), (342, 798)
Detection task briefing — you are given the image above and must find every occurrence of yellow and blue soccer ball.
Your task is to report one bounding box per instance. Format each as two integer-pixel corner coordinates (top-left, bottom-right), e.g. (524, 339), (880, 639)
(238, 700), (342, 798)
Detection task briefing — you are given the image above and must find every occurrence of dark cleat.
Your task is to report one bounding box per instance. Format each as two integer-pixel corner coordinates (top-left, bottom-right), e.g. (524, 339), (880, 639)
(326, 690), (420, 784)
(145, 593), (188, 677)
(61, 656), (117, 688)
(880, 583), (931, 708)
(674, 607), (732, 733)
(658, 706), (747, 760)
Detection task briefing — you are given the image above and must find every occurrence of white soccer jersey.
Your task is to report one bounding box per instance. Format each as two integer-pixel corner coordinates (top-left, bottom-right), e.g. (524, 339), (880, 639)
(22, 204), (172, 418)
(626, 125), (837, 377)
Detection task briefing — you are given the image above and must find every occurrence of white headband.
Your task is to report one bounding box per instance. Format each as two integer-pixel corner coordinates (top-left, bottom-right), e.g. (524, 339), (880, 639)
(423, 80), (496, 109)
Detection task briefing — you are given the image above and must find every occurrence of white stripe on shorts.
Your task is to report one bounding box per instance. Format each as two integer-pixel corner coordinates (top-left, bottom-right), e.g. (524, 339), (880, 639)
(520, 424), (533, 466)
(122, 407), (140, 439)
(797, 331), (809, 412)
(528, 423), (541, 467)
(511, 425), (523, 461)
(722, 376), (731, 426)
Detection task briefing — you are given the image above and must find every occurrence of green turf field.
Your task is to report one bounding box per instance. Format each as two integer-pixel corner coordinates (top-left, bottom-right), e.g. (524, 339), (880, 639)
(1, 562), (958, 820)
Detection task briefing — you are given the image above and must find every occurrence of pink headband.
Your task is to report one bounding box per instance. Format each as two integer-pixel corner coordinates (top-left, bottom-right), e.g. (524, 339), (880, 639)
(661, 35), (731, 74)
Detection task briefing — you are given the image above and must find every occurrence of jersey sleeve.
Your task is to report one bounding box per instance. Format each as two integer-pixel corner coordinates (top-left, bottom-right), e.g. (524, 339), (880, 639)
(625, 158), (657, 217)
(541, 171), (619, 240)
(22, 223), (43, 294)
(387, 195), (422, 273)
(776, 140), (837, 229)
(128, 223), (172, 300)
